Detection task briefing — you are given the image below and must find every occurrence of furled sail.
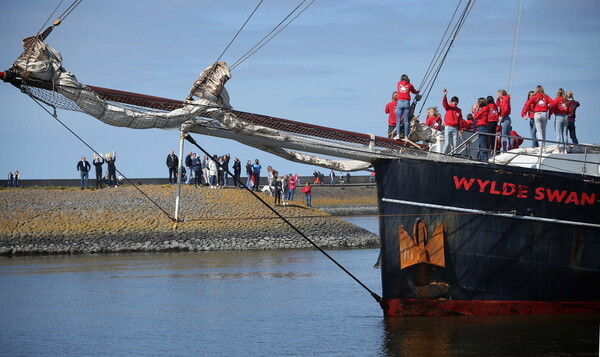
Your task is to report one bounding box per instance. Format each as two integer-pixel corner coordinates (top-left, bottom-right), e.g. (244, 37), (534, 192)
(4, 32), (431, 171)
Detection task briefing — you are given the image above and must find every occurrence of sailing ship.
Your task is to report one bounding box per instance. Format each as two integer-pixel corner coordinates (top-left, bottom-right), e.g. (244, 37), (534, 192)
(1, 1), (599, 317)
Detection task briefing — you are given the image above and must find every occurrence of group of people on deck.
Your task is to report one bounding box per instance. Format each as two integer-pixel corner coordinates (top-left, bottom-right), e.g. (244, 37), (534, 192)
(386, 75), (581, 160)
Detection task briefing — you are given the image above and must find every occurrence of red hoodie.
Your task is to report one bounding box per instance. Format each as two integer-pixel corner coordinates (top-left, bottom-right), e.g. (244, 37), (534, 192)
(496, 95), (511, 116)
(425, 116), (443, 131)
(442, 96), (463, 128)
(521, 100), (534, 119)
(550, 96), (569, 116)
(487, 103), (499, 123)
(385, 100), (397, 125)
(525, 93), (552, 113)
(473, 106), (489, 127)
(396, 81), (419, 101)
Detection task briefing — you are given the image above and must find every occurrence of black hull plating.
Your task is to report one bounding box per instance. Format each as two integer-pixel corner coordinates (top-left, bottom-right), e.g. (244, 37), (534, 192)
(374, 157), (600, 315)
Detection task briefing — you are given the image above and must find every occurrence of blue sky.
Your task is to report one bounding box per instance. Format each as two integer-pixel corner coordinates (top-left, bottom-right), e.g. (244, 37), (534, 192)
(1, 0), (599, 179)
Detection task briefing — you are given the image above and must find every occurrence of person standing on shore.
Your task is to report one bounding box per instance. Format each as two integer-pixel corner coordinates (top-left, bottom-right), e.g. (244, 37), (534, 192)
(106, 154), (117, 187)
(329, 170), (335, 185)
(184, 152), (193, 185)
(93, 155), (105, 189)
(166, 150), (178, 184)
(232, 157), (241, 187)
(77, 156), (91, 189)
(14, 170), (20, 187)
(192, 153), (202, 187)
(8, 171), (14, 187)
(208, 155), (218, 188)
(301, 182), (312, 207)
(252, 159), (262, 192)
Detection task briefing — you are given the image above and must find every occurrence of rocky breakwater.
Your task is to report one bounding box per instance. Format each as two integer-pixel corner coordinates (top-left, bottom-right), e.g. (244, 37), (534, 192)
(0, 185), (379, 255)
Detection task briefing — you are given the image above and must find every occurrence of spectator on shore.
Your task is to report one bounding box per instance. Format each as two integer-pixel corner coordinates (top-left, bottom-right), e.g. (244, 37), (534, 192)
(329, 170), (335, 184)
(209, 155), (218, 188)
(301, 183), (312, 207)
(192, 153), (202, 187)
(106, 154), (117, 187)
(281, 174), (289, 205)
(202, 155), (210, 186)
(184, 152), (193, 185)
(385, 91), (398, 138)
(232, 157), (242, 187)
(245, 160), (253, 188)
(252, 159), (262, 192)
(288, 173), (298, 201)
(222, 154), (230, 186)
(8, 171), (14, 187)
(93, 155), (104, 189)
(273, 177), (282, 206)
(14, 170), (20, 188)
(76, 156), (91, 189)
(369, 171), (376, 183)
(166, 150), (178, 184)
(346, 172), (351, 184)
(339, 172), (344, 184)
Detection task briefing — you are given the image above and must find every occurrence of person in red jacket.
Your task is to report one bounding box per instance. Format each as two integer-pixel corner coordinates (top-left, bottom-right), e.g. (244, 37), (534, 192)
(524, 85), (552, 148)
(425, 106), (443, 131)
(520, 90), (538, 147)
(395, 74), (420, 139)
(565, 90), (580, 144)
(550, 88), (569, 152)
(473, 97), (490, 161)
(301, 182), (312, 207)
(441, 89), (463, 154)
(486, 96), (500, 151)
(385, 91), (398, 138)
(496, 89), (512, 151)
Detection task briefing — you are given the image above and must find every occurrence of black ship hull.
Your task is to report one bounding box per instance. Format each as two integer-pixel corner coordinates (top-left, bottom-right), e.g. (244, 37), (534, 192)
(374, 157), (600, 317)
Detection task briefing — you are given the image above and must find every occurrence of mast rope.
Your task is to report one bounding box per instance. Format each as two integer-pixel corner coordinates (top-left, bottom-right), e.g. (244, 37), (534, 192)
(414, 0), (476, 118)
(215, 0), (264, 64)
(25, 92), (177, 223)
(230, 0), (317, 70)
(183, 133), (382, 304)
(507, 0), (523, 94)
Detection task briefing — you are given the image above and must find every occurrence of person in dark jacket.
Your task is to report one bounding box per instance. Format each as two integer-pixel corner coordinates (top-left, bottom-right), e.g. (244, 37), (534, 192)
(184, 152), (193, 184)
(166, 150), (179, 184)
(232, 157), (242, 187)
(76, 156), (91, 189)
(106, 155), (117, 187)
(93, 156), (105, 189)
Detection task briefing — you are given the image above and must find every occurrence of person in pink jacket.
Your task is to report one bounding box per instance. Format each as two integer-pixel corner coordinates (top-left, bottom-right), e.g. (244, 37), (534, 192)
(288, 173), (298, 202)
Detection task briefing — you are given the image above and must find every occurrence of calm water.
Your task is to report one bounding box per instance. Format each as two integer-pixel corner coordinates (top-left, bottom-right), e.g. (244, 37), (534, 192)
(0, 217), (598, 356)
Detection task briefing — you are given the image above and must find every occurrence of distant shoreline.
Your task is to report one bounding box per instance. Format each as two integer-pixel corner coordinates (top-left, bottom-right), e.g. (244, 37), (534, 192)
(0, 184), (379, 256)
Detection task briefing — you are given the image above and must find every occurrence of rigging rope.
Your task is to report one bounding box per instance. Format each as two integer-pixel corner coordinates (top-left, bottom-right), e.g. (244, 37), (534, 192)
(215, 0), (264, 64)
(230, 0), (317, 70)
(507, 0), (523, 94)
(26, 92), (177, 223)
(414, 0), (476, 117)
(184, 133), (382, 304)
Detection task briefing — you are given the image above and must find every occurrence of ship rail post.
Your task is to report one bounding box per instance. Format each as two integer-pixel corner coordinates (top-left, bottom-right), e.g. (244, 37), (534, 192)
(582, 146), (588, 175)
